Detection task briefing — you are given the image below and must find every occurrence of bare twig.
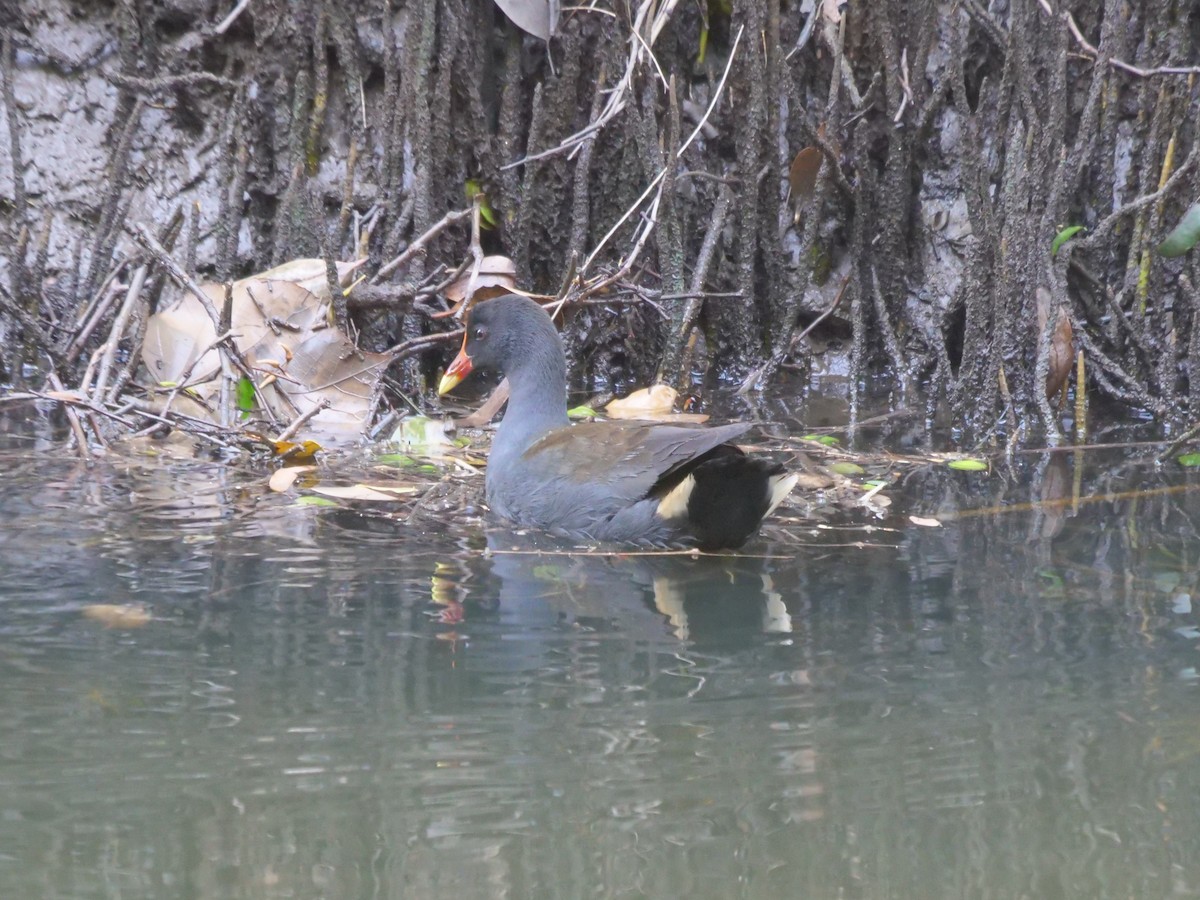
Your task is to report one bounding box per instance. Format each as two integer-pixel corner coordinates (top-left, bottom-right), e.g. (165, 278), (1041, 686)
(65, 273), (125, 364)
(737, 272), (851, 394)
(214, 0), (253, 35)
(275, 398), (331, 442)
(502, 0), (684, 170)
(90, 264), (147, 400)
(453, 195), (486, 322)
(385, 328), (462, 360)
(1062, 11), (1200, 77)
(580, 25), (744, 280)
(108, 72), (240, 92)
(45, 374), (92, 461)
(373, 207), (472, 283)
(450, 379), (512, 428)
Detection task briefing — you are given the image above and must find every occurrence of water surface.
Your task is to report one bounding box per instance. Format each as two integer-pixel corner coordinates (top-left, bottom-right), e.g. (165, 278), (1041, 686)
(2, 433), (1199, 899)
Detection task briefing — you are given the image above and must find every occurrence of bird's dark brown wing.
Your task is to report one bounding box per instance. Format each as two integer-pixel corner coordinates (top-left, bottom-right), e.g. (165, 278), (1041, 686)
(520, 420), (754, 504)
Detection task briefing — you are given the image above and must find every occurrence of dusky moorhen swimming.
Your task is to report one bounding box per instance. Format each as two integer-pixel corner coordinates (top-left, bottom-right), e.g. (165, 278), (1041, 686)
(437, 295), (797, 549)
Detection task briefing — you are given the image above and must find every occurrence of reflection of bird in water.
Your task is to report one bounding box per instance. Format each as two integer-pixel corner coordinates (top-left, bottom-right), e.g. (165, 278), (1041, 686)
(433, 528), (795, 643)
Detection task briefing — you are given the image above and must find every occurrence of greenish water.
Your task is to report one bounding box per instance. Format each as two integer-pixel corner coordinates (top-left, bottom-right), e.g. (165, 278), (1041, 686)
(2, 440), (1200, 899)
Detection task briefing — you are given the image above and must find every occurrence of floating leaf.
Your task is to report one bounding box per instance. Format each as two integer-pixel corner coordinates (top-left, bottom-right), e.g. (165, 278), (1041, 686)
(1155, 572), (1182, 593)
(947, 458), (989, 472)
(236, 376), (256, 414)
(309, 484), (421, 502)
(296, 495), (339, 507)
(802, 434), (840, 447)
(268, 465), (316, 493)
(390, 416), (450, 454)
(909, 516), (942, 528)
(788, 146), (822, 204)
(1051, 225), (1085, 257)
(1177, 453), (1200, 467)
(605, 385), (709, 422)
(831, 462), (866, 478)
(1159, 203), (1200, 258)
(567, 406), (598, 419)
(377, 453), (418, 467)
(82, 604), (151, 629)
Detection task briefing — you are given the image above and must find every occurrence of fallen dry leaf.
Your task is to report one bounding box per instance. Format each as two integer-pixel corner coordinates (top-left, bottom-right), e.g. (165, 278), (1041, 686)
(142, 259), (385, 440)
(309, 484), (422, 502)
(444, 255), (518, 305)
(788, 146), (823, 203)
(1046, 311), (1074, 401)
(82, 604), (151, 628)
(605, 385), (710, 423)
(268, 465), (317, 493)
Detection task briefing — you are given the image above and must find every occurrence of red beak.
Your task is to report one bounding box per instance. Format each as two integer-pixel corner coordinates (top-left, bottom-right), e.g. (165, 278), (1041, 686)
(437, 334), (474, 395)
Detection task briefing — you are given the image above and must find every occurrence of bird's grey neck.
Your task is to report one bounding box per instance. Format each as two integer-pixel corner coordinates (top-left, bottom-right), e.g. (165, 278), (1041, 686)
(495, 344), (570, 452)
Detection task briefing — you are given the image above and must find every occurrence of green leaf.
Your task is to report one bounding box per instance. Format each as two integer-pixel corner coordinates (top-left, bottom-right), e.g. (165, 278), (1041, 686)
(830, 461), (866, 476)
(1159, 203), (1200, 258)
(1177, 453), (1200, 467)
(568, 405), (598, 419)
(802, 434), (840, 446)
(418, 464), (439, 473)
(947, 458), (989, 472)
(236, 377), (256, 415)
(1051, 225), (1085, 257)
(862, 479), (890, 490)
(377, 453), (417, 467)
(389, 416), (449, 453)
(296, 495), (339, 507)
(465, 179), (499, 230)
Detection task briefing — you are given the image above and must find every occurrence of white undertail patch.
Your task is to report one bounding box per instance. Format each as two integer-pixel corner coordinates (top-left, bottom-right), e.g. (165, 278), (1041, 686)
(655, 474), (696, 520)
(765, 472), (799, 515)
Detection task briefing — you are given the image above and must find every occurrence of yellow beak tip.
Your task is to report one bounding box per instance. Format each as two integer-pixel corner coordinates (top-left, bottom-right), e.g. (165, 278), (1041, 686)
(437, 373), (463, 396)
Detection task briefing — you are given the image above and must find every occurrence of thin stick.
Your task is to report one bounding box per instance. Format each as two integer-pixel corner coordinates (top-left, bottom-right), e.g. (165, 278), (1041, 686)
(485, 547), (792, 560)
(939, 483), (1200, 521)
(275, 398), (331, 443)
(65, 276), (124, 364)
(1062, 11), (1200, 77)
(46, 374), (92, 461)
(214, 0), (253, 35)
(502, 0), (683, 170)
(452, 379), (510, 428)
(385, 329), (462, 359)
(580, 24), (743, 277)
(737, 271), (850, 394)
(373, 207), (472, 282)
(91, 264), (147, 400)
(453, 195), (486, 322)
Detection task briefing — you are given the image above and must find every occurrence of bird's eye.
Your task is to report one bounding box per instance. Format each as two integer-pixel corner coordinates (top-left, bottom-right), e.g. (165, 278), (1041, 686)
(472, 325), (488, 341)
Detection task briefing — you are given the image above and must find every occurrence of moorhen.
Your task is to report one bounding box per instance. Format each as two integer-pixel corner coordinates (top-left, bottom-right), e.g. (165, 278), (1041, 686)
(437, 295), (797, 549)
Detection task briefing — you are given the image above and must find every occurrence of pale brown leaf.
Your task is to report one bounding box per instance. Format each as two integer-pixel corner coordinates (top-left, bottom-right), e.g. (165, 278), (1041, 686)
(82, 604), (151, 628)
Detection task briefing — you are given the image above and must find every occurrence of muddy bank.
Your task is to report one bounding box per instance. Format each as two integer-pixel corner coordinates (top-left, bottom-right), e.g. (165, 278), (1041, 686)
(1, 1), (1199, 447)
